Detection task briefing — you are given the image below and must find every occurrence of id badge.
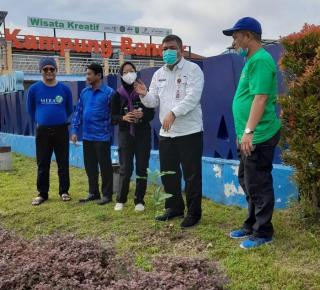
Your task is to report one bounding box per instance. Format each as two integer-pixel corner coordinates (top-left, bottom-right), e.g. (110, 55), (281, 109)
(176, 77), (182, 99)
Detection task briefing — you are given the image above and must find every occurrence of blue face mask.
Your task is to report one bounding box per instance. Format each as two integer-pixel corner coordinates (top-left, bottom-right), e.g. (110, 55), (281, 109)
(237, 47), (249, 57)
(163, 49), (178, 65)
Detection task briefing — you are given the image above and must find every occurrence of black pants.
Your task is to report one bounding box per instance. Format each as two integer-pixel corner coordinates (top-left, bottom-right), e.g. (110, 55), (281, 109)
(36, 124), (70, 199)
(83, 140), (113, 198)
(238, 130), (281, 238)
(117, 129), (151, 205)
(159, 132), (203, 219)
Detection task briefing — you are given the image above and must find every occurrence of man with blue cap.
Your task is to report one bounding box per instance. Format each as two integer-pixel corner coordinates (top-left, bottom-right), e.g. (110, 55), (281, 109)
(223, 17), (281, 249)
(27, 57), (73, 205)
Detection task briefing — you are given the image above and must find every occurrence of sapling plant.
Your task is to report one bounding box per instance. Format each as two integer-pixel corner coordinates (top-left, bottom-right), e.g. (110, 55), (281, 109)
(139, 168), (175, 231)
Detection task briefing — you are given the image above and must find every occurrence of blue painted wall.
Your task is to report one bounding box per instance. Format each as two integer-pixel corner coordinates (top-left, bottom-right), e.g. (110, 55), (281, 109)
(0, 132), (298, 209)
(0, 44), (284, 163)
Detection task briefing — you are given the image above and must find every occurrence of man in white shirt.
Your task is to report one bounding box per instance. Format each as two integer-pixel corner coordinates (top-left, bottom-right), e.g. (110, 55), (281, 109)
(134, 34), (204, 228)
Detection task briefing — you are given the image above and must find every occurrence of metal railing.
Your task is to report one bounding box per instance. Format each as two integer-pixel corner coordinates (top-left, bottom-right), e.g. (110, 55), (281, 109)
(10, 54), (164, 75)
(12, 54), (47, 73)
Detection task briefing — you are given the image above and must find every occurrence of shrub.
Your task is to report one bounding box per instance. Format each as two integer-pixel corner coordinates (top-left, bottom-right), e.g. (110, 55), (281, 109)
(0, 228), (228, 290)
(0, 228), (118, 289)
(110, 256), (228, 290)
(279, 24), (320, 216)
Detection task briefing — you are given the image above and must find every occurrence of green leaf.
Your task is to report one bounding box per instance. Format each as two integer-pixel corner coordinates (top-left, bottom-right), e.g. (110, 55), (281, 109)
(158, 191), (173, 202)
(153, 186), (161, 203)
(159, 171), (176, 177)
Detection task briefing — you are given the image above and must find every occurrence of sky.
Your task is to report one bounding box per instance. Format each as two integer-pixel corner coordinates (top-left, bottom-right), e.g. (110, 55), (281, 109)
(1, 0), (320, 56)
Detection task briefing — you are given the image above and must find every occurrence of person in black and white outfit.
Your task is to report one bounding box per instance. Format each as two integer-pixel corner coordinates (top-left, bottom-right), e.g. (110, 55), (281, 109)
(111, 61), (154, 212)
(134, 35), (204, 228)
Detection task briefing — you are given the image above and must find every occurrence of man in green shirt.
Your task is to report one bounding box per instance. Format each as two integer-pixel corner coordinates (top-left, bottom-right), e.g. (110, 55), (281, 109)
(223, 17), (281, 249)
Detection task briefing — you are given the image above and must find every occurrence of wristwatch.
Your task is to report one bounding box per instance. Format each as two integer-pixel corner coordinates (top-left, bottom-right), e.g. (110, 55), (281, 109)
(244, 128), (254, 134)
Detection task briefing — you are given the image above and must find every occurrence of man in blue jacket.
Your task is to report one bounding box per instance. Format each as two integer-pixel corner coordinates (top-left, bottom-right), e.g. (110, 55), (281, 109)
(27, 57), (73, 205)
(71, 63), (115, 205)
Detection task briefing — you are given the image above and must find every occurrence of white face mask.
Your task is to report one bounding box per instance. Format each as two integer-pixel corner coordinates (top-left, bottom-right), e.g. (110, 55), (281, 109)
(122, 72), (137, 85)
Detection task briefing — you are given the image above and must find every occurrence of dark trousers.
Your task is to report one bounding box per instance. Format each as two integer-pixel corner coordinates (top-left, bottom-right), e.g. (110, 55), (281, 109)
(238, 130), (281, 238)
(159, 132), (203, 219)
(117, 129), (151, 205)
(83, 140), (113, 198)
(36, 124), (70, 199)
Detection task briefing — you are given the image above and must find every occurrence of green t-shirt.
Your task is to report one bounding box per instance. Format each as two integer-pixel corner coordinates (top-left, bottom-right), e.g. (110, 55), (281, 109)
(232, 48), (281, 144)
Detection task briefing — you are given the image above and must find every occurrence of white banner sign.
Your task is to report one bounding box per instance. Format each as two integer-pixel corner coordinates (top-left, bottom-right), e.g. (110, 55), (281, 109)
(27, 16), (172, 37)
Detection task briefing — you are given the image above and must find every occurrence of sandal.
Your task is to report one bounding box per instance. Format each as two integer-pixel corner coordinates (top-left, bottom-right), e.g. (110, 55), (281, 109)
(32, 196), (47, 206)
(61, 193), (71, 201)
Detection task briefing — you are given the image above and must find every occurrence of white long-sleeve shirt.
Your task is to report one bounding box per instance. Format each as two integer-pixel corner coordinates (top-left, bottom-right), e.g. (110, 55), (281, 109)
(140, 58), (204, 138)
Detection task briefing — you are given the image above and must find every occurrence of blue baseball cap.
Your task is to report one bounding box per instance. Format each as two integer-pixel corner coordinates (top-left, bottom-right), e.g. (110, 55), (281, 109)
(223, 17), (262, 36)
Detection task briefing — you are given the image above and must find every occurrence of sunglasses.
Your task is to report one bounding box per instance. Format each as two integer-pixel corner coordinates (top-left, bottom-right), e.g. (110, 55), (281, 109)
(42, 67), (56, 73)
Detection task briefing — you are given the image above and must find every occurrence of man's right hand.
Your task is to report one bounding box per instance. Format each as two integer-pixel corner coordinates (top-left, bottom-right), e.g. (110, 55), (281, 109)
(71, 134), (78, 144)
(134, 80), (147, 97)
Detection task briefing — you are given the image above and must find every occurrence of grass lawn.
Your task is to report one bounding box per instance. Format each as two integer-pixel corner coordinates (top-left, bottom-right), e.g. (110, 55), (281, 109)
(0, 154), (319, 290)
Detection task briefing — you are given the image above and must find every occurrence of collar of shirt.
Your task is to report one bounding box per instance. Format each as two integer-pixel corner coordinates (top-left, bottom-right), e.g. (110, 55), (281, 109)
(88, 83), (109, 93)
(163, 57), (186, 72)
(81, 83), (114, 103)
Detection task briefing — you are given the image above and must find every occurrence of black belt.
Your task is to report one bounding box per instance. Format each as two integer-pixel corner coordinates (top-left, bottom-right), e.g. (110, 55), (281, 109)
(37, 123), (69, 130)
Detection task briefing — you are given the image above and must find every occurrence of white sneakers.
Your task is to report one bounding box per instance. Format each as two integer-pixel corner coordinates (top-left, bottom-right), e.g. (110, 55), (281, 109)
(134, 203), (145, 212)
(114, 203), (124, 211)
(114, 202), (145, 212)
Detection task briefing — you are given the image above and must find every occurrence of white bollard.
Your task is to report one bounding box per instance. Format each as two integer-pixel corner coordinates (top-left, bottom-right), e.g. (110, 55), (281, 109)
(0, 146), (12, 171)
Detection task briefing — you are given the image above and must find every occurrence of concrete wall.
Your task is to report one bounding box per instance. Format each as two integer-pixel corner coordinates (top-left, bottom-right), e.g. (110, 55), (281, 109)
(0, 132), (298, 209)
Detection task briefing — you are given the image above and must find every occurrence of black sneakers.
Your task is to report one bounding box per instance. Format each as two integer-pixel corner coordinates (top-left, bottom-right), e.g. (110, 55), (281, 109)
(96, 196), (113, 205)
(79, 195), (100, 203)
(180, 216), (200, 228)
(155, 210), (184, 221)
